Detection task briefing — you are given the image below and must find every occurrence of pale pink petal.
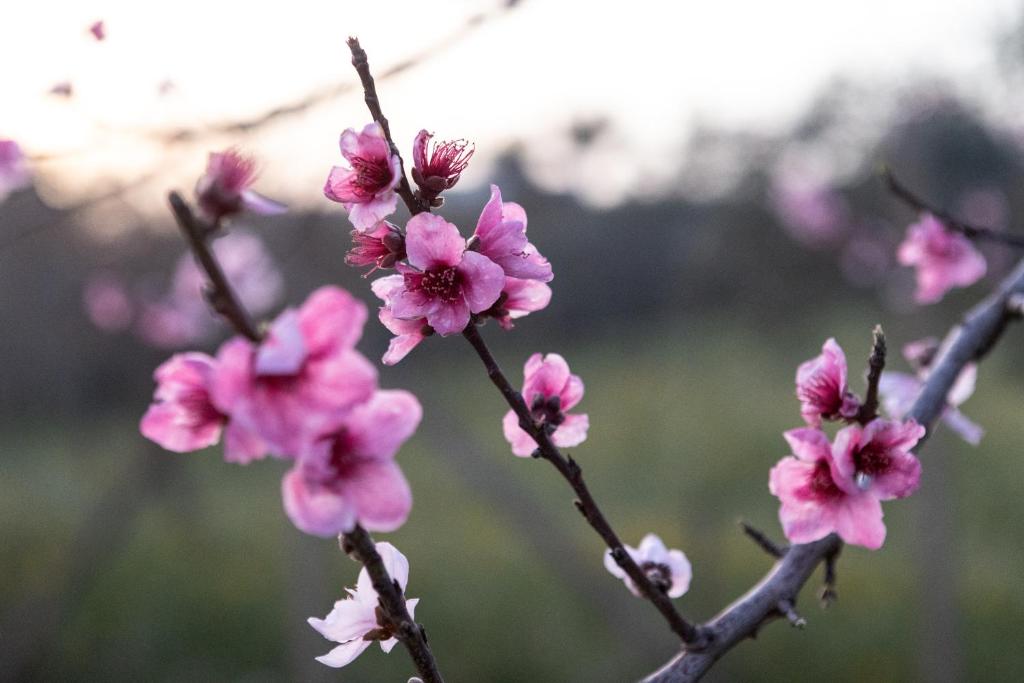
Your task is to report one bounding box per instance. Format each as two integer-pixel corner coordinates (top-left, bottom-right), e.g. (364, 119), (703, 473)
(425, 297), (471, 337)
(552, 413), (589, 449)
(502, 410), (537, 457)
(382, 333), (425, 365)
(346, 390), (423, 460)
(140, 402), (222, 452)
(523, 353), (571, 403)
(240, 190), (288, 215)
(339, 460), (412, 533)
(405, 214), (465, 270)
(357, 541), (410, 595)
(223, 421), (269, 464)
(299, 286), (368, 354)
(282, 465), (358, 537)
(255, 310), (308, 376)
(942, 408), (984, 445)
(457, 251), (505, 313)
(783, 427), (832, 463)
(314, 638), (373, 668)
(324, 166), (361, 203)
(834, 494), (886, 550)
(664, 550), (693, 598)
(503, 278), (552, 319)
(308, 600), (377, 643)
(560, 374), (585, 411)
(637, 533), (668, 562)
(947, 364), (977, 407)
(371, 274), (405, 302)
(770, 457), (839, 545)
(347, 193), (399, 232)
(390, 287), (435, 322)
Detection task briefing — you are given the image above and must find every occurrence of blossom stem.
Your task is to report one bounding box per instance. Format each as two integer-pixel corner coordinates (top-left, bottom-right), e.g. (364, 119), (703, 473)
(167, 191), (262, 342)
(341, 526), (445, 683)
(882, 166), (1024, 249)
(644, 256), (1024, 682)
(347, 37), (427, 216)
(856, 325), (886, 424)
(461, 323), (705, 646)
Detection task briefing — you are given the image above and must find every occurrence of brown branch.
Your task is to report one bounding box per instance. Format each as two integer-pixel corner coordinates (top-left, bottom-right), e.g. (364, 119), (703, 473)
(882, 166), (1024, 249)
(341, 526), (445, 683)
(644, 256), (1024, 682)
(347, 37), (425, 216)
(856, 324), (886, 423)
(167, 191), (262, 342)
(461, 323), (705, 646)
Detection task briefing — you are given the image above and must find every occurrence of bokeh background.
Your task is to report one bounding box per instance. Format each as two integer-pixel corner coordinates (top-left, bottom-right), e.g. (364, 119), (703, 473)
(4, 1), (1024, 681)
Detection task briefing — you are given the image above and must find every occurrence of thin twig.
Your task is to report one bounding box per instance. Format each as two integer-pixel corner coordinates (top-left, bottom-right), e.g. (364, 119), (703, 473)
(461, 323), (705, 646)
(167, 191), (262, 342)
(857, 324), (886, 423)
(882, 166), (1024, 249)
(739, 521), (785, 559)
(341, 526), (445, 683)
(644, 257), (1024, 682)
(347, 37), (424, 216)
(777, 599), (806, 629)
(819, 545), (840, 608)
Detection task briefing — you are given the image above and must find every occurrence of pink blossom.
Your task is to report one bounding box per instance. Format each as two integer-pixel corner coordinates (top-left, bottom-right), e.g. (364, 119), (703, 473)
(389, 213), (504, 336)
(897, 213), (986, 304)
(879, 359), (982, 445)
(832, 419), (924, 500)
(345, 222), (406, 274)
(770, 170), (849, 247)
(371, 275), (428, 365)
(0, 139), (31, 201)
(135, 301), (207, 349)
(83, 272), (133, 332)
(769, 428), (886, 549)
(472, 185), (553, 282)
(795, 338), (861, 427)
(603, 533), (692, 598)
(324, 123), (401, 232)
(282, 390), (420, 536)
(411, 129), (474, 203)
(211, 286), (377, 457)
(308, 542), (418, 668)
(89, 20), (105, 41)
(488, 277), (552, 330)
(49, 82), (73, 97)
(502, 353), (588, 457)
(195, 149), (287, 223)
(140, 353), (226, 452)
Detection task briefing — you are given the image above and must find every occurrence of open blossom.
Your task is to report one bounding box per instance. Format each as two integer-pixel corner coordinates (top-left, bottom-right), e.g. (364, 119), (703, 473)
(325, 123), (400, 231)
(502, 353), (589, 457)
(897, 213), (986, 304)
(309, 542), (418, 668)
(89, 20), (105, 41)
(473, 185), (553, 282)
(283, 389), (420, 536)
(603, 534), (692, 598)
(0, 139), (31, 202)
(879, 355), (982, 445)
(83, 271), (133, 332)
(212, 287), (377, 457)
(389, 213), (504, 336)
(487, 277), (552, 330)
(345, 221), (406, 274)
(769, 428), (885, 549)
(195, 149), (286, 223)
(795, 338), (861, 427)
(411, 129), (474, 203)
(371, 275), (428, 365)
(832, 419), (924, 500)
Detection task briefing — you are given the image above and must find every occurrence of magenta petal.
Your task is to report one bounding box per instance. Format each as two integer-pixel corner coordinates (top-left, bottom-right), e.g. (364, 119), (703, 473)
(412, 129), (430, 170)
(426, 297), (471, 336)
(346, 390), (423, 460)
(835, 494), (886, 550)
(324, 166), (360, 203)
(405, 213), (465, 270)
(140, 403), (222, 452)
(783, 427), (833, 463)
(770, 457), (838, 544)
(223, 421), (268, 464)
(390, 288), (435, 322)
(475, 184), (504, 236)
(502, 410), (537, 457)
(347, 193), (398, 232)
(458, 251), (505, 313)
(371, 274), (405, 303)
(523, 353), (571, 403)
(282, 466), (358, 537)
(382, 333), (424, 366)
(560, 374), (585, 411)
(340, 460), (412, 533)
(299, 286), (368, 355)
(552, 413), (589, 448)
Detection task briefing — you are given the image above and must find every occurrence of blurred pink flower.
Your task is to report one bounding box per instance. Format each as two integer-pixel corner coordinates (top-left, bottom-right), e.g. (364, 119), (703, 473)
(473, 185), (553, 282)
(212, 287), (377, 457)
(897, 213), (986, 304)
(345, 221), (405, 274)
(140, 353), (225, 452)
(603, 533), (692, 599)
(324, 123), (400, 232)
(795, 338), (861, 427)
(371, 275), (428, 365)
(282, 390), (420, 536)
(769, 428), (885, 549)
(832, 419), (924, 500)
(83, 272), (133, 332)
(390, 213), (504, 336)
(488, 277), (552, 330)
(195, 149), (286, 223)
(0, 139), (31, 201)
(411, 129), (474, 203)
(49, 82), (73, 97)
(89, 20), (105, 41)
(502, 353), (588, 457)
(771, 172), (849, 248)
(135, 301), (207, 348)
(308, 542), (418, 668)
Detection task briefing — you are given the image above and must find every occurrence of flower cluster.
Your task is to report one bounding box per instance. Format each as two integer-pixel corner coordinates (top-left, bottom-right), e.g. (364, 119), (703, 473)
(140, 286), (421, 536)
(326, 122), (553, 363)
(770, 338), (925, 549)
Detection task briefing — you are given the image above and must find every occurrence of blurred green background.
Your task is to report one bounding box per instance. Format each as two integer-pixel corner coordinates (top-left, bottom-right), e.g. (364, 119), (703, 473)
(6, 4), (1024, 682)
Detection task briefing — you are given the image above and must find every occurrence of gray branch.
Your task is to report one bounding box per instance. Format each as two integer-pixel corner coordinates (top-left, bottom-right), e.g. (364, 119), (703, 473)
(643, 257), (1024, 682)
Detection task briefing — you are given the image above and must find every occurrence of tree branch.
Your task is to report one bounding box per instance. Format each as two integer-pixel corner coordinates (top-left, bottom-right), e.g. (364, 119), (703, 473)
(857, 324), (886, 423)
(882, 166), (1024, 249)
(347, 37), (425, 216)
(341, 526), (445, 683)
(461, 323), (705, 646)
(644, 256), (1024, 682)
(167, 191), (262, 342)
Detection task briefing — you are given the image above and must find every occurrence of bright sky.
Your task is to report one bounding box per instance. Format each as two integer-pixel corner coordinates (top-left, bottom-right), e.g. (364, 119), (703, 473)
(3, 0), (1020, 222)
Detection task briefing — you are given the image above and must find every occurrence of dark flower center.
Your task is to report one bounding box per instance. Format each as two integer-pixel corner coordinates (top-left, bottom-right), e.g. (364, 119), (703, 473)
(808, 459), (842, 501)
(853, 443), (891, 477)
(419, 266), (462, 303)
(641, 561), (673, 592)
(350, 155), (392, 197)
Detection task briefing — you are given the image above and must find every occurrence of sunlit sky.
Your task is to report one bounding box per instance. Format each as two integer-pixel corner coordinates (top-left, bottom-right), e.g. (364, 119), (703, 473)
(3, 0), (1021, 223)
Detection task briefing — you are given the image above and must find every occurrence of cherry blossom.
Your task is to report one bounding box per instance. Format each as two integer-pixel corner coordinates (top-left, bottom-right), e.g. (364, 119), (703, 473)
(603, 533), (692, 598)
(324, 123), (401, 231)
(89, 20), (105, 41)
(371, 275), (429, 365)
(345, 221), (406, 274)
(195, 149), (287, 223)
(502, 353), (589, 457)
(832, 419), (924, 500)
(795, 338), (861, 427)
(309, 542), (419, 668)
(472, 185), (553, 282)
(411, 129), (474, 204)
(486, 277), (552, 330)
(897, 213), (986, 304)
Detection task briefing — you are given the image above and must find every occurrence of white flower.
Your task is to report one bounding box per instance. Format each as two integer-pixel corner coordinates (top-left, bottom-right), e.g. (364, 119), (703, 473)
(604, 533), (692, 599)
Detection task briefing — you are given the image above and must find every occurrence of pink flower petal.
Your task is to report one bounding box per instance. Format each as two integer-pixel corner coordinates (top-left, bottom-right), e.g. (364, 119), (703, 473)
(552, 413), (589, 449)
(457, 251), (505, 313)
(282, 465), (358, 537)
(405, 214), (465, 270)
(339, 460), (412, 533)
